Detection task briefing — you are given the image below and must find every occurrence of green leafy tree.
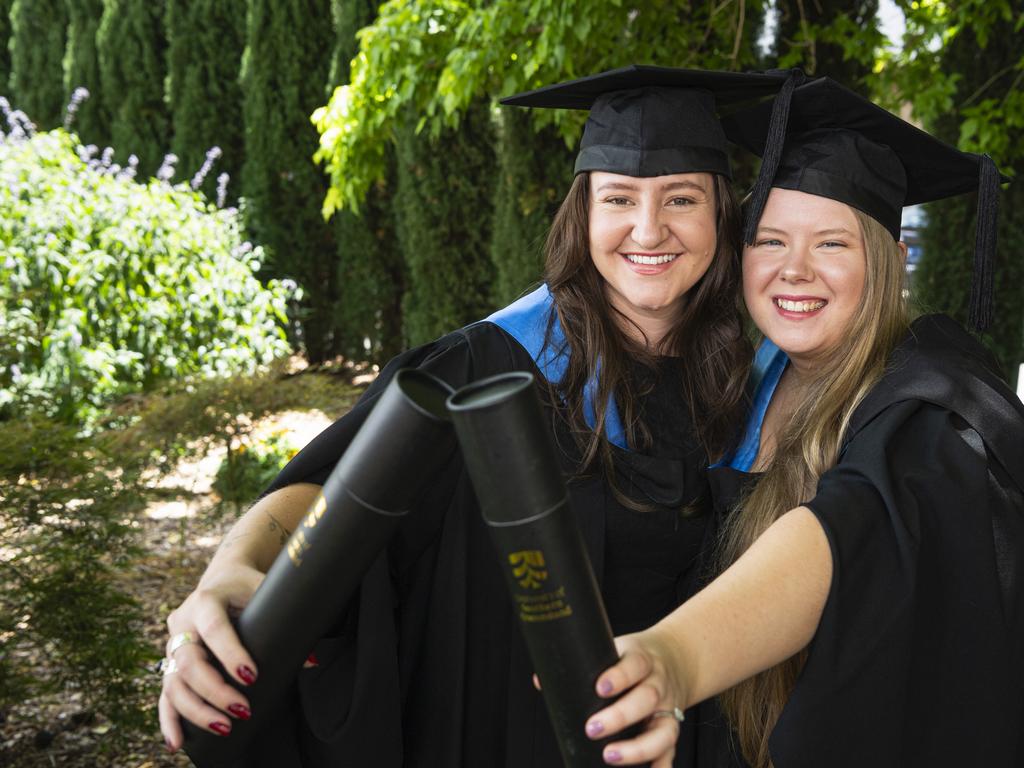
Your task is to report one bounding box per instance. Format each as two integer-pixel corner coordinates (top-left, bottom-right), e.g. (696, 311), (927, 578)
(97, 0), (171, 175)
(241, 0), (339, 363)
(8, 0), (67, 127)
(64, 0), (109, 146)
(330, 0), (404, 363)
(394, 102), (496, 345)
(771, 0), (881, 90)
(489, 107), (573, 305)
(166, 0), (246, 200)
(313, 0), (769, 216)
(878, 1), (1024, 385)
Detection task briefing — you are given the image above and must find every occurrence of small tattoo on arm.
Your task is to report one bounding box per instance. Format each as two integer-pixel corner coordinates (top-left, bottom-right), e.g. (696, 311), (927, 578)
(264, 511), (292, 545)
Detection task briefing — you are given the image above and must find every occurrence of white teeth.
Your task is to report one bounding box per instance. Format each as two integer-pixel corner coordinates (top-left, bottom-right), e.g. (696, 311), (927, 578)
(624, 253), (678, 265)
(776, 298), (826, 312)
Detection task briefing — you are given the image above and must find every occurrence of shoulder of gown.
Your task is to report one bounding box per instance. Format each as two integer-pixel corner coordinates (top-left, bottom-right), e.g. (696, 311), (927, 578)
(769, 319), (1024, 767)
(264, 321), (538, 492)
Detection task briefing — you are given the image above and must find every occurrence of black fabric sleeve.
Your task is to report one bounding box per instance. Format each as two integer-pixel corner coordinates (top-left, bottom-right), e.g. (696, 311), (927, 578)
(769, 401), (1024, 767)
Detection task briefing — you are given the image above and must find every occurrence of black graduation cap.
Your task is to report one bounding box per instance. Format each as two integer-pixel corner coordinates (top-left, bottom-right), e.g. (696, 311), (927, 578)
(500, 65), (798, 180)
(724, 76), (1006, 331)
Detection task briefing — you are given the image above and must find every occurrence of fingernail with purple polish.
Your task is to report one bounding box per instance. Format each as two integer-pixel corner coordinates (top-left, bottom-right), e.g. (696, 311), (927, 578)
(598, 679), (613, 695)
(605, 749), (623, 764)
(586, 720), (605, 738)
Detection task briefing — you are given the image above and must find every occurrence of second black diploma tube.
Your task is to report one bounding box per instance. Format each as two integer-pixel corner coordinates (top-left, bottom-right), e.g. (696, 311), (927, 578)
(447, 372), (618, 767)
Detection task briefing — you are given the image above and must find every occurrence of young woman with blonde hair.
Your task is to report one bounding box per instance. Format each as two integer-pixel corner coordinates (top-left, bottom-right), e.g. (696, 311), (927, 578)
(586, 77), (1024, 768)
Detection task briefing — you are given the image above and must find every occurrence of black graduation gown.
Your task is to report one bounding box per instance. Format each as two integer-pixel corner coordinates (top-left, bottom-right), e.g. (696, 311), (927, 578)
(703, 315), (1024, 767)
(244, 318), (712, 767)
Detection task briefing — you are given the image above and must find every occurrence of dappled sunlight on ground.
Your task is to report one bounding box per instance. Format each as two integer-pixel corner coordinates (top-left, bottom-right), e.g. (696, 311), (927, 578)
(1, 397), (348, 767)
(143, 408), (334, 524)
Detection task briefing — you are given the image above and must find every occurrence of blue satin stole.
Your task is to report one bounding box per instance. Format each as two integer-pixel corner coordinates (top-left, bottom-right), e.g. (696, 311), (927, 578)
(713, 338), (788, 472)
(486, 284), (628, 449)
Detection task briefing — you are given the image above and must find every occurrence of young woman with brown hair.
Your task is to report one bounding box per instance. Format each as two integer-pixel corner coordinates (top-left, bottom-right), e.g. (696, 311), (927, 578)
(157, 67), (792, 767)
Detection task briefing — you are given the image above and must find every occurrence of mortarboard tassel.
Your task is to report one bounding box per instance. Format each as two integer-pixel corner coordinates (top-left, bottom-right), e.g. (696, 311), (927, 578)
(968, 154), (1000, 332)
(742, 68), (805, 245)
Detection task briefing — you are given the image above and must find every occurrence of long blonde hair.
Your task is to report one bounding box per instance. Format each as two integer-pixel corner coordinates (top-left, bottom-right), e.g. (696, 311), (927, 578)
(717, 209), (911, 767)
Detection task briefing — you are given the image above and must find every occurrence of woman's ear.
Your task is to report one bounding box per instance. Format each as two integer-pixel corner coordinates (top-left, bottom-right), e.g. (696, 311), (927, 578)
(897, 240), (909, 265)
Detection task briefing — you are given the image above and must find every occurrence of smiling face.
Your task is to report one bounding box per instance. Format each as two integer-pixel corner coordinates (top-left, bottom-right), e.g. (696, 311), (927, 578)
(588, 171), (718, 345)
(743, 188), (867, 373)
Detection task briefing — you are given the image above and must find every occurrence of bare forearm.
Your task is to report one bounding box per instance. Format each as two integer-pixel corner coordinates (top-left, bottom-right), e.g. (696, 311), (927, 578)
(204, 483), (321, 577)
(656, 505), (832, 707)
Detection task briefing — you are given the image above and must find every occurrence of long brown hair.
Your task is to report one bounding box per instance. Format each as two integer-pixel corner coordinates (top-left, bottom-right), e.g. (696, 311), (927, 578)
(542, 172), (751, 483)
(716, 209), (911, 767)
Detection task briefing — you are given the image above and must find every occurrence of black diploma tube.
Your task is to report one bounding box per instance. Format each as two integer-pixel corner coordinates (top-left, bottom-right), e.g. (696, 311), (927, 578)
(184, 369), (455, 767)
(447, 372), (620, 767)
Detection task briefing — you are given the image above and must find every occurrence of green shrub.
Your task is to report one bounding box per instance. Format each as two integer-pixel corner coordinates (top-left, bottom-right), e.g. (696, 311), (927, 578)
(0, 125), (294, 425)
(213, 431), (297, 506)
(0, 415), (154, 735)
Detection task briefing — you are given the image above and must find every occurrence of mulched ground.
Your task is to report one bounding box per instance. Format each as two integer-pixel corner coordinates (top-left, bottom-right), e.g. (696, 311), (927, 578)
(0, 367), (367, 768)
(1, 506), (227, 768)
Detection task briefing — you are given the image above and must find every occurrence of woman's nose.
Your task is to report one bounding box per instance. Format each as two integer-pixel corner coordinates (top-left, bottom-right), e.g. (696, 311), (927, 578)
(631, 205), (667, 249)
(779, 247), (813, 282)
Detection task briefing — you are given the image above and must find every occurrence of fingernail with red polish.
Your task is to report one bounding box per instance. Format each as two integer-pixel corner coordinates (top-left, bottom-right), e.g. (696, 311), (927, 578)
(237, 665), (257, 685)
(605, 749), (623, 764)
(303, 652), (319, 668)
(209, 721), (231, 736)
(227, 703), (251, 720)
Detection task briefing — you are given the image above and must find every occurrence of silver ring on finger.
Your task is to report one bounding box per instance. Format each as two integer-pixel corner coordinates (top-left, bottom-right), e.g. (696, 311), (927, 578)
(158, 657), (179, 677)
(651, 706), (686, 722)
(168, 631), (197, 656)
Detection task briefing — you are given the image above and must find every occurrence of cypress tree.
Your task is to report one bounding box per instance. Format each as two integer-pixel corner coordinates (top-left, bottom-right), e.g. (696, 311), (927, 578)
(166, 0), (246, 201)
(97, 0), (171, 175)
(329, 0), (404, 363)
(8, 0), (67, 127)
(394, 102), (497, 346)
(241, 0), (339, 363)
(0, 0), (12, 95)
(915, 24), (1024, 387)
(489, 108), (574, 306)
(64, 0), (109, 146)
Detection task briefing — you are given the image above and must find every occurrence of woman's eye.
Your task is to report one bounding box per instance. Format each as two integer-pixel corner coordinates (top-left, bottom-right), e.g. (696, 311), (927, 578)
(820, 240), (847, 249)
(604, 196), (631, 205)
(756, 238), (783, 247)
(667, 196), (695, 207)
